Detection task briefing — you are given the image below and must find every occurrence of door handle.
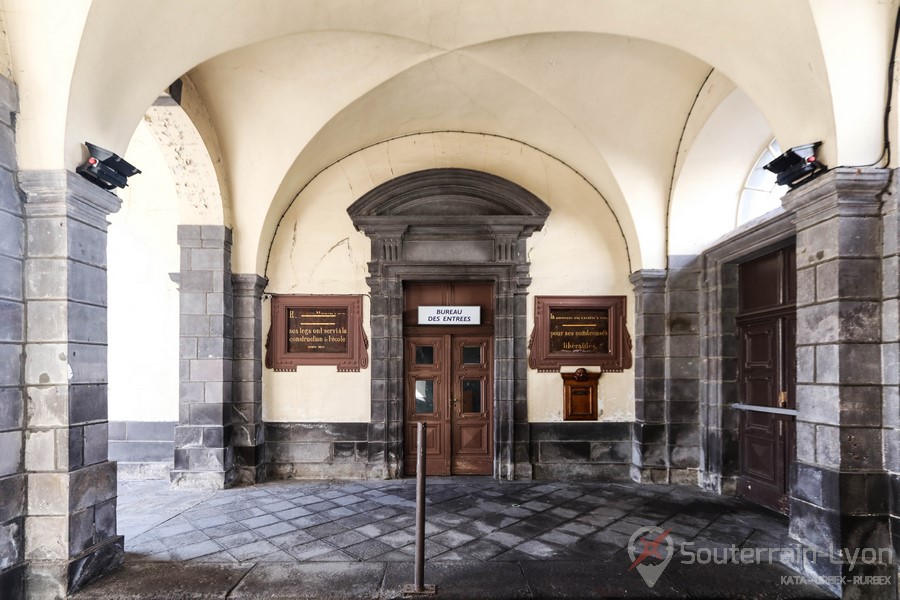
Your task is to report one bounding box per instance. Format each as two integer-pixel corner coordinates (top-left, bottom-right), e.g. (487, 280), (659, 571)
(777, 391), (787, 408)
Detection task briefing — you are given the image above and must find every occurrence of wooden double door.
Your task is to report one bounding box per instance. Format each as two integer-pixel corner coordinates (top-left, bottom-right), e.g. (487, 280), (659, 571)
(403, 334), (493, 476)
(736, 246), (796, 514)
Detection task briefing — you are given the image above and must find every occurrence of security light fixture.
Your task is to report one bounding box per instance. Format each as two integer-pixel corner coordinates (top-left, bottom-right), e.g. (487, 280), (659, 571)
(763, 142), (827, 189)
(76, 142), (141, 190)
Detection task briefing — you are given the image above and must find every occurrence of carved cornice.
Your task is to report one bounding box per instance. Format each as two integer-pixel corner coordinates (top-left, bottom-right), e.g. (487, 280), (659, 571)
(782, 167), (890, 228)
(20, 169), (121, 230)
(347, 168), (551, 220)
(232, 274), (268, 297)
(629, 269), (667, 293)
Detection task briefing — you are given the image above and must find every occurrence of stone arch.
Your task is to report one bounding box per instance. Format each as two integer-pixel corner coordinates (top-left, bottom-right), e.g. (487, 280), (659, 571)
(348, 168), (550, 479)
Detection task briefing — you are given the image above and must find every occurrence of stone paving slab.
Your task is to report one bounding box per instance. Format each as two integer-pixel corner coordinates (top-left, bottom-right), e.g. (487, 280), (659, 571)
(68, 478), (835, 599)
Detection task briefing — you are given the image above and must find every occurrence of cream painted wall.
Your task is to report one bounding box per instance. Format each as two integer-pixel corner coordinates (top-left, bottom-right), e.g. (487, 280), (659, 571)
(263, 166), (372, 423)
(525, 165), (635, 422)
(264, 132), (633, 424)
(668, 89), (775, 256)
(108, 119), (180, 422)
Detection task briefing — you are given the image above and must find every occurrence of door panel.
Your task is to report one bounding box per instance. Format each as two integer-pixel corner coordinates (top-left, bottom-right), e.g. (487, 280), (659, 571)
(737, 246), (796, 515)
(738, 317), (786, 512)
(404, 336), (450, 475)
(404, 334), (493, 475)
(451, 337), (492, 474)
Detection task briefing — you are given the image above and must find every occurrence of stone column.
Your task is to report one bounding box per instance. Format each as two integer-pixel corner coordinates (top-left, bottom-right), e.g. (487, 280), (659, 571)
(360, 229), (405, 479)
(20, 171), (123, 597)
(629, 270), (668, 483)
(232, 274), (266, 485)
(664, 256), (702, 484)
(171, 225), (235, 489)
(0, 76), (24, 599)
(784, 168), (894, 596)
(883, 173), (900, 591)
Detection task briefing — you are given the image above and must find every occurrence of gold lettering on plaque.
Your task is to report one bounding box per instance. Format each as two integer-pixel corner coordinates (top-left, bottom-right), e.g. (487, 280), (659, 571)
(286, 308), (349, 353)
(548, 308), (610, 353)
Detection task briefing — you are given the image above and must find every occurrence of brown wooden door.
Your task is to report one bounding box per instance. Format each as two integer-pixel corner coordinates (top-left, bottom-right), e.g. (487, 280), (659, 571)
(736, 246), (796, 514)
(404, 334), (493, 476)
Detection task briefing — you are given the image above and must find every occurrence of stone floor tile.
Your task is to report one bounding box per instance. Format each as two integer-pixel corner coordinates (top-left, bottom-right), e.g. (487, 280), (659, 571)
(343, 539), (394, 560)
(455, 538), (506, 560)
(328, 530), (370, 548)
(483, 531), (524, 548)
(168, 539), (224, 561)
(267, 529), (317, 551)
(160, 529), (211, 550)
(557, 520), (596, 537)
(376, 528), (415, 548)
(514, 539), (561, 559)
(429, 529), (476, 549)
(273, 506), (311, 520)
(216, 530), (262, 550)
(305, 522), (348, 539)
(229, 540), (282, 561)
(356, 521), (398, 538)
(255, 521), (296, 538)
(290, 513), (331, 528)
(204, 522), (249, 538)
(229, 563), (385, 599)
(261, 500), (296, 512)
(537, 529), (580, 546)
(241, 514), (280, 530)
(287, 540), (336, 561)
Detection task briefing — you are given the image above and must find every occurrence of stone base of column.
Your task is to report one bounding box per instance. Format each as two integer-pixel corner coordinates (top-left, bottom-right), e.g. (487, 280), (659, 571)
(170, 469), (234, 490)
(630, 465), (667, 484)
(0, 564), (25, 600)
(26, 535), (123, 598)
(233, 444), (265, 486)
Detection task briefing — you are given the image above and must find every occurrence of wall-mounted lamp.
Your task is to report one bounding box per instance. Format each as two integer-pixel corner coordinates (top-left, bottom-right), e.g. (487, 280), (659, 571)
(763, 142), (827, 189)
(76, 142), (141, 190)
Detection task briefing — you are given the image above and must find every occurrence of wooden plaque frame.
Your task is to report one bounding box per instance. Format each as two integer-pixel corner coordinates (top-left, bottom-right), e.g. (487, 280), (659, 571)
(266, 295), (368, 372)
(528, 296), (632, 372)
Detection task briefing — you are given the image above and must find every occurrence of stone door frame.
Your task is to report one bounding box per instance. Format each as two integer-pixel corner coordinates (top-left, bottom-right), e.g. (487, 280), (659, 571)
(347, 168), (551, 479)
(699, 208), (796, 495)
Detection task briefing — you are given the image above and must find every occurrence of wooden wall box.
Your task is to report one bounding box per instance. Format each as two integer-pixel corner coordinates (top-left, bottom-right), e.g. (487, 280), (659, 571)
(562, 368), (601, 420)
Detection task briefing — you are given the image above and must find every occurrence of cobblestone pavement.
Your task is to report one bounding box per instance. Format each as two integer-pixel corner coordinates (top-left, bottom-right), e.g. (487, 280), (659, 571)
(72, 478), (833, 599)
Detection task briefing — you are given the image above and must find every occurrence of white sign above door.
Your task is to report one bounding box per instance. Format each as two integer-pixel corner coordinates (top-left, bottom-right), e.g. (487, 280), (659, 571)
(417, 306), (481, 325)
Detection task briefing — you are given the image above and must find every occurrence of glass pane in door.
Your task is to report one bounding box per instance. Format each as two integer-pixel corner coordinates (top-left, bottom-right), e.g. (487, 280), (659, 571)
(462, 345), (482, 364)
(460, 379), (482, 413)
(415, 379), (434, 413)
(415, 346), (435, 365)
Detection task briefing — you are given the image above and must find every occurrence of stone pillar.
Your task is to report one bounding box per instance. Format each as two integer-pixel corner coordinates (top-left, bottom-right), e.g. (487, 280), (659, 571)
(20, 171), (123, 597)
(0, 76), (25, 599)
(231, 274), (267, 485)
(664, 256), (702, 484)
(883, 173), (900, 592)
(364, 233), (404, 478)
(171, 225), (234, 489)
(630, 270), (668, 482)
(784, 168), (894, 596)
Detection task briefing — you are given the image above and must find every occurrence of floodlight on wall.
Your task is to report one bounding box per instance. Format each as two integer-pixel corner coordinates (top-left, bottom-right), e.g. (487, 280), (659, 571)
(762, 142), (827, 189)
(76, 142), (141, 190)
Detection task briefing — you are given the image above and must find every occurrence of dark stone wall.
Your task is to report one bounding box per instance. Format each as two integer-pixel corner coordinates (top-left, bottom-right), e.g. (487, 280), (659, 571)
(108, 421), (175, 479)
(0, 75), (24, 600)
(265, 423), (368, 479)
(529, 423), (631, 480)
(171, 225), (235, 489)
(881, 172), (900, 591)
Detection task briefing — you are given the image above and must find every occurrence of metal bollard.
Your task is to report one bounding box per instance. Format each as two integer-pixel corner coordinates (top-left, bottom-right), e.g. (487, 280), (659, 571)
(402, 422), (436, 595)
